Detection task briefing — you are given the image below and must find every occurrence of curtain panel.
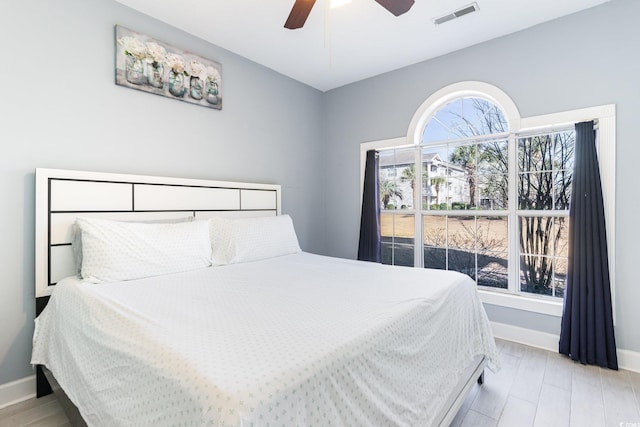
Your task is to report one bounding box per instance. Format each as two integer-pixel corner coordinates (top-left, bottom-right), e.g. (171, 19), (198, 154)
(559, 121), (617, 369)
(358, 150), (381, 263)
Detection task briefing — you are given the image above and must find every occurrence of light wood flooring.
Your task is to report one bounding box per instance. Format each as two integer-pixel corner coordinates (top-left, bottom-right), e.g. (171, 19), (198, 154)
(1, 339), (639, 426)
(0, 393), (70, 427)
(452, 338), (640, 427)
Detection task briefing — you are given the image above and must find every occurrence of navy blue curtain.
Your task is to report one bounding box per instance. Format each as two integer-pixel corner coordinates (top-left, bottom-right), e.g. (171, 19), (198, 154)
(559, 121), (617, 369)
(358, 150), (381, 262)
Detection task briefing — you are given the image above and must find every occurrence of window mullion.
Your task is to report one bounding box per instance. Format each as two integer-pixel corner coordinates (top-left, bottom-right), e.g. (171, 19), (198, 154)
(474, 215), (478, 285)
(508, 133), (519, 294)
(414, 147), (423, 268)
(391, 211), (395, 266)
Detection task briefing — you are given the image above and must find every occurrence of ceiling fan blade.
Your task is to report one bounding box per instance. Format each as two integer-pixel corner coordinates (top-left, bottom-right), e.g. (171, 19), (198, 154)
(284, 0), (317, 29)
(374, 0), (415, 16)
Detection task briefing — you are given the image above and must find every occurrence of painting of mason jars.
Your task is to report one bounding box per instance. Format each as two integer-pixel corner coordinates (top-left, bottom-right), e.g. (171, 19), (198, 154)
(115, 25), (222, 109)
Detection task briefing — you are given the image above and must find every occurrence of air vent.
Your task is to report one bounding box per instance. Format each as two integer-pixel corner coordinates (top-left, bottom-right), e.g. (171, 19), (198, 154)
(433, 2), (479, 25)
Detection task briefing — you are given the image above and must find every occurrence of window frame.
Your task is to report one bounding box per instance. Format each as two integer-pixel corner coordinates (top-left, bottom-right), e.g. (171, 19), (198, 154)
(360, 82), (616, 318)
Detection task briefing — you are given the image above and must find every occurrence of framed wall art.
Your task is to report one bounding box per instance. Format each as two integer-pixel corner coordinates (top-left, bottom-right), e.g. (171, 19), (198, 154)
(115, 25), (222, 110)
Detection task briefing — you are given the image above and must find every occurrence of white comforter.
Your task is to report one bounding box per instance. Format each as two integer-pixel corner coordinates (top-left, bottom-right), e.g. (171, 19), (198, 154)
(32, 253), (498, 426)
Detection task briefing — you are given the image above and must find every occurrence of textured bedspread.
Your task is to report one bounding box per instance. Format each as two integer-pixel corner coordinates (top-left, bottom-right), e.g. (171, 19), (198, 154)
(32, 253), (498, 426)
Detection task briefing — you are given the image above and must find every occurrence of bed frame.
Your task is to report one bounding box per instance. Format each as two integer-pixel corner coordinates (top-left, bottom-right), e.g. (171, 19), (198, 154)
(34, 168), (281, 400)
(34, 168), (485, 426)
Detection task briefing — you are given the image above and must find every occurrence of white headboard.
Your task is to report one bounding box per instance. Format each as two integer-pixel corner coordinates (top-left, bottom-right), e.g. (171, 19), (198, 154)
(35, 168), (281, 298)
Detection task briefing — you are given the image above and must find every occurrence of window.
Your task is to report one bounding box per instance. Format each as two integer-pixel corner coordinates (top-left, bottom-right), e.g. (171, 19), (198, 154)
(379, 147), (416, 266)
(364, 82), (615, 315)
(380, 97), (512, 290)
(517, 130), (574, 297)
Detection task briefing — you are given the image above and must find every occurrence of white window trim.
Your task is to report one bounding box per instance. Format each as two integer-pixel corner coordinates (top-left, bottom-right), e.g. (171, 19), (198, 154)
(478, 288), (563, 316)
(360, 81), (615, 318)
(360, 137), (408, 205)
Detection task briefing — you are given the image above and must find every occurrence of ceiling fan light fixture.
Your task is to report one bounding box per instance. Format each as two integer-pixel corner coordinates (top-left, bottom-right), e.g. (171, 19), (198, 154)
(331, 0), (352, 8)
(285, 0), (412, 29)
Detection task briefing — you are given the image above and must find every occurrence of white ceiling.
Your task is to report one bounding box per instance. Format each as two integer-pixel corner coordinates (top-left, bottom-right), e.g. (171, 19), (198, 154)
(114, 0), (610, 92)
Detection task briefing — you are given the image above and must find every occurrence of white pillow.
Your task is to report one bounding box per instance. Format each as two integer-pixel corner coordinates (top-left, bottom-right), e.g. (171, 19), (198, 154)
(76, 217), (212, 283)
(209, 215), (301, 265)
(71, 216), (194, 274)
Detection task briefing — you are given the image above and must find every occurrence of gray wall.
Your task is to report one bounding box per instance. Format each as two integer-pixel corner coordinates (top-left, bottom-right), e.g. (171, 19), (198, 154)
(0, 0), (325, 385)
(322, 0), (640, 353)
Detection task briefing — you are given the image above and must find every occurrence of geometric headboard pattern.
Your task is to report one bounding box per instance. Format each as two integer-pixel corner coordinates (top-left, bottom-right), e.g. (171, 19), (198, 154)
(35, 168), (281, 298)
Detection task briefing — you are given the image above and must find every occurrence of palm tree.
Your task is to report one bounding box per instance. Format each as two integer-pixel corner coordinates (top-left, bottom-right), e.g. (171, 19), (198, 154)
(448, 98), (509, 208)
(449, 145), (478, 207)
(430, 176), (446, 205)
(400, 164), (429, 205)
(380, 179), (403, 209)
(400, 164), (418, 185)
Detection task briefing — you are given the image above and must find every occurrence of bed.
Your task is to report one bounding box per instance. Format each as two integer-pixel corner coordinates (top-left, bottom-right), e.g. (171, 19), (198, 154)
(31, 168), (499, 426)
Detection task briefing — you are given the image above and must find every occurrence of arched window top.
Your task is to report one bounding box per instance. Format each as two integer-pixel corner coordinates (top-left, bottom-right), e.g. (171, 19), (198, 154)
(422, 97), (509, 143)
(406, 81), (521, 145)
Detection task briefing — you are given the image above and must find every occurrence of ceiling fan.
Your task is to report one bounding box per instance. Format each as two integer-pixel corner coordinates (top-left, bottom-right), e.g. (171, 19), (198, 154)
(284, 0), (415, 29)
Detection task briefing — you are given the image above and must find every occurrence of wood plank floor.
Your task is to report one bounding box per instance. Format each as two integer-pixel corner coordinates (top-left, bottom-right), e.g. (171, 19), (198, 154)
(452, 339), (640, 427)
(1, 339), (639, 426)
(0, 393), (70, 427)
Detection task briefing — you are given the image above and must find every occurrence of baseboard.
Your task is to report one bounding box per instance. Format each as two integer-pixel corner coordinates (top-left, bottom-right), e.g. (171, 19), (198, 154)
(0, 375), (36, 410)
(491, 321), (559, 353)
(490, 321), (640, 373)
(618, 348), (640, 374)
